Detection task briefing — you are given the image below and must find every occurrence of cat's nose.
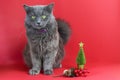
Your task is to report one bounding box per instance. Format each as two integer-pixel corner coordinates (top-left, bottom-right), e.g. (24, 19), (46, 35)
(37, 22), (40, 25)
(37, 19), (41, 25)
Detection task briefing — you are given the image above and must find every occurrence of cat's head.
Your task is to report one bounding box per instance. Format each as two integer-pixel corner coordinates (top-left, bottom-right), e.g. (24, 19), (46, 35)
(23, 3), (54, 29)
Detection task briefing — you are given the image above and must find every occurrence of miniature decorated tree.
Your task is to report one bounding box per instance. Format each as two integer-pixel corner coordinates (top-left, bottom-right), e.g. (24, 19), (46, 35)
(62, 42), (89, 77)
(76, 42), (86, 70)
(54, 42), (89, 77)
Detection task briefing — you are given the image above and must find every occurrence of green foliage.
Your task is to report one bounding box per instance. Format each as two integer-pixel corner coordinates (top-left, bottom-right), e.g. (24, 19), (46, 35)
(76, 42), (86, 69)
(76, 48), (86, 65)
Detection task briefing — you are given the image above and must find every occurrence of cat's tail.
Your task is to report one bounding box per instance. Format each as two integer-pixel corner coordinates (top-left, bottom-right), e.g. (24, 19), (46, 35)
(56, 19), (71, 44)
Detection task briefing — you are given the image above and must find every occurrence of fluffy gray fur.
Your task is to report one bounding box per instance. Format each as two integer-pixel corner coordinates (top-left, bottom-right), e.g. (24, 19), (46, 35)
(23, 3), (71, 75)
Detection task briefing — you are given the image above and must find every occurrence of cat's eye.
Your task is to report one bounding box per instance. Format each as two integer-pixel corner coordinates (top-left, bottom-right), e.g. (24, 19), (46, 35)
(41, 15), (46, 19)
(31, 16), (36, 20)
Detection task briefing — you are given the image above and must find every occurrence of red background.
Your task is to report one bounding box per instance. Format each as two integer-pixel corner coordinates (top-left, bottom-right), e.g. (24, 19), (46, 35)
(0, 0), (120, 80)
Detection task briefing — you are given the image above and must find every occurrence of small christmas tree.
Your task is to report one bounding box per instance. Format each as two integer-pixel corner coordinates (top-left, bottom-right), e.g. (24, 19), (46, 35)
(54, 42), (89, 77)
(76, 42), (86, 70)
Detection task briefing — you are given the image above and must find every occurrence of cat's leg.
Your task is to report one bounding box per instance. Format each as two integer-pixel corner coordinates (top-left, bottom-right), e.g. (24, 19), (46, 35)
(23, 51), (32, 68)
(53, 52), (64, 68)
(29, 47), (41, 75)
(53, 55), (62, 68)
(43, 50), (57, 75)
(53, 43), (64, 68)
(53, 61), (62, 68)
(23, 44), (32, 68)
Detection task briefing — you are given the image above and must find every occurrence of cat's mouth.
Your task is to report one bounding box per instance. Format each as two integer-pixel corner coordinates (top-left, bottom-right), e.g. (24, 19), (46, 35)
(32, 25), (42, 29)
(32, 24), (45, 30)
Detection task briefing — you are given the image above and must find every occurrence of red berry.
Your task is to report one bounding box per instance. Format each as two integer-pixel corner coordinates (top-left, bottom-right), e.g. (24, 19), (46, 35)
(78, 73), (82, 76)
(74, 70), (78, 73)
(76, 73), (79, 77)
(82, 71), (85, 74)
(79, 71), (82, 74)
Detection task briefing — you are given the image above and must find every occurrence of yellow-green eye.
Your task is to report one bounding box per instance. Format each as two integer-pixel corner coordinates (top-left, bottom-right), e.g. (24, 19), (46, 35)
(41, 15), (46, 19)
(31, 16), (36, 19)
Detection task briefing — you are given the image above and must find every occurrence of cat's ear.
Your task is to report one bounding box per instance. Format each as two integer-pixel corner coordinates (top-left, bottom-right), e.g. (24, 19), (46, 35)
(45, 3), (54, 13)
(23, 4), (31, 13)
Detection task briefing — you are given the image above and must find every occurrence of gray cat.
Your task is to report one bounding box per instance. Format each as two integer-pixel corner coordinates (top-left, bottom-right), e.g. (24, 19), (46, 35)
(23, 3), (71, 75)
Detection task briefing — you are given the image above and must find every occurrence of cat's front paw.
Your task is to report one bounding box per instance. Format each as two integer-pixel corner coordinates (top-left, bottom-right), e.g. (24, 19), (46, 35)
(29, 68), (40, 75)
(44, 69), (53, 75)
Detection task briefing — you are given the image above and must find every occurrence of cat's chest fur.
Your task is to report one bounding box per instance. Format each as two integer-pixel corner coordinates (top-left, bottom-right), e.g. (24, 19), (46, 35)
(26, 27), (59, 54)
